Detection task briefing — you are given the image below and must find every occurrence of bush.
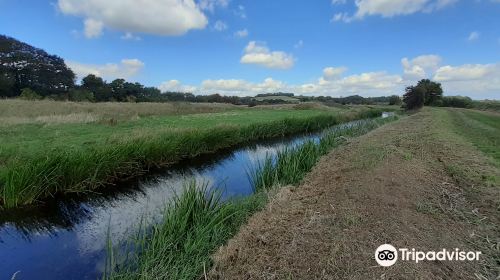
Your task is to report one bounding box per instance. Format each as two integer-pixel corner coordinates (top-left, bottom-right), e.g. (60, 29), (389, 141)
(441, 96), (473, 108)
(388, 95), (402, 105)
(19, 88), (42, 100)
(68, 89), (95, 102)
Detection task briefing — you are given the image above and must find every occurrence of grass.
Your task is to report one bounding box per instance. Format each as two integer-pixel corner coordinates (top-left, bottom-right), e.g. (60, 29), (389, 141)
(104, 115), (399, 280)
(0, 102), (389, 208)
(103, 181), (266, 280)
(472, 100), (500, 112)
(0, 99), (238, 125)
(447, 109), (500, 167)
(250, 116), (398, 191)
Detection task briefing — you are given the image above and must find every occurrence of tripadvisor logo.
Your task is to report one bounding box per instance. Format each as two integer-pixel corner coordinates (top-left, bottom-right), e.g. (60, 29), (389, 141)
(375, 244), (482, 267)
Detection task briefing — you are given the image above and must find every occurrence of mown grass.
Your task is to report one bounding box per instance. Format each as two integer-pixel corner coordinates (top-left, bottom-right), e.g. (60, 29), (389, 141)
(103, 115), (398, 280)
(0, 106), (387, 208)
(448, 109), (500, 167)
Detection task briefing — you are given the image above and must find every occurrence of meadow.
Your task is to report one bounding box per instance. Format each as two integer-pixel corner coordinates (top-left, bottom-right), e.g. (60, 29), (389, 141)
(0, 100), (387, 208)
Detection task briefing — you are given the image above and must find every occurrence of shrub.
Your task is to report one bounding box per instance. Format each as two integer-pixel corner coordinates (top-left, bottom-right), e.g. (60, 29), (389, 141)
(68, 89), (95, 102)
(441, 96), (473, 108)
(388, 95), (402, 105)
(19, 88), (42, 100)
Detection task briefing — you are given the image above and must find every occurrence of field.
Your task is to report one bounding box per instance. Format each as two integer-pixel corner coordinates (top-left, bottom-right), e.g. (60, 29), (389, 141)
(0, 100), (386, 208)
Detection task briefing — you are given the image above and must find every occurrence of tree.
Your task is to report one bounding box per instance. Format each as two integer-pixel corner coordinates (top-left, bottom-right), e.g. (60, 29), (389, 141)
(402, 85), (425, 110)
(82, 74), (105, 91)
(0, 71), (16, 97)
(417, 79), (443, 105)
(0, 35), (75, 97)
(388, 95), (402, 105)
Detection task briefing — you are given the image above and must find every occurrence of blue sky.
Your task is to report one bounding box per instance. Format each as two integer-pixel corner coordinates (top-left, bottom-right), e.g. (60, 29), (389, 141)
(0, 0), (499, 98)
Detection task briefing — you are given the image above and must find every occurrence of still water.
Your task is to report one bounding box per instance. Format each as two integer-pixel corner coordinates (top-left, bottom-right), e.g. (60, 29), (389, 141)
(0, 127), (325, 279)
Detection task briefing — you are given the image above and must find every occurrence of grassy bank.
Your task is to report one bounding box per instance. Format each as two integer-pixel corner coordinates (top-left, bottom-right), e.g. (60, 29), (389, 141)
(0, 103), (387, 208)
(104, 116), (398, 280)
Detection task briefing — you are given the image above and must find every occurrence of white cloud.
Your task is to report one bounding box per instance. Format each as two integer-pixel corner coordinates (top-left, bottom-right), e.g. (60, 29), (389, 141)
(434, 64), (499, 81)
(213, 21), (227, 32)
(467, 31), (480, 41)
(433, 63), (500, 99)
(294, 40), (304, 49)
(234, 29), (248, 38)
(322, 66), (347, 81)
(84, 18), (104, 38)
(198, 0), (229, 12)
(234, 5), (247, 19)
(333, 0), (457, 22)
(152, 58), (499, 99)
(240, 41), (295, 69)
(121, 32), (141, 41)
(159, 80), (197, 92)
(199, 77), (286, 96)
(58, 0), (208, 37)
(67, 59), (145, 81)
(213, 20), (228, 31)
(401, 54), (442, 80)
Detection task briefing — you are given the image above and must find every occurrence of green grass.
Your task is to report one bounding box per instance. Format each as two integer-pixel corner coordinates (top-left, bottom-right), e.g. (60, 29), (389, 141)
(104, 181), (266, 280)
(472, 100), (500, 112)
(250, 116), (398, 191)
(0, 107), (387, 208)
(104, 115), (399, 280)
(448, 109), (500, 166)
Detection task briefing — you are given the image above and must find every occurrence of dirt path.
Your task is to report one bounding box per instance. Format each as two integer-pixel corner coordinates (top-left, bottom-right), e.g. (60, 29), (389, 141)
(209, 109), (499, 279)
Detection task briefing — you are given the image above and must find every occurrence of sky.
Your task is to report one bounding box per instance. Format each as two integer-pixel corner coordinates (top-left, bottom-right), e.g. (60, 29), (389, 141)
(0, 0), (499, 99)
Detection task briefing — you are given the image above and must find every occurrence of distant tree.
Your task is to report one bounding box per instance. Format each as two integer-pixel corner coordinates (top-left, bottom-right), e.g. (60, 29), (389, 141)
(388, 95), (402, 105)
(82, 74), (105, 91)
(19, 88), (42, 100)
(402, 86), (425, 110)
(0, 35), (75, 97)
(81, 74), (111, 101)
(416, 79), (443, 105)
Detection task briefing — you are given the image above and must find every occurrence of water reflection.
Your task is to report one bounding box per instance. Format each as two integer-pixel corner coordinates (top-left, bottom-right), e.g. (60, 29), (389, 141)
(0, 129), (319, 280)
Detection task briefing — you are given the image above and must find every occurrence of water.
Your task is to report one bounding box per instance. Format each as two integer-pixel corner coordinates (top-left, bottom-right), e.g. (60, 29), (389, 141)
(0, 131), (324, 280)
(0, 114), (392, 280)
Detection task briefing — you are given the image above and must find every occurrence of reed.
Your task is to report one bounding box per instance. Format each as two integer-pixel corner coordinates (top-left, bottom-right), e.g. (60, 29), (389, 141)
(103, 181), (266, 280)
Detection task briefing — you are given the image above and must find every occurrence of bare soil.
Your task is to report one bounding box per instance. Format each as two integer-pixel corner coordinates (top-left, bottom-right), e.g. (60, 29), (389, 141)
(209, 109), (500, 279)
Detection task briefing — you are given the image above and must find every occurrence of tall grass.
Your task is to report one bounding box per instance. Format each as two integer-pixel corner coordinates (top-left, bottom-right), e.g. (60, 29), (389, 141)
(1, 108), (387, 208)
(104, 115), (398, 280)
(250, 116), (398, 191)
(103, 181), (266, 280)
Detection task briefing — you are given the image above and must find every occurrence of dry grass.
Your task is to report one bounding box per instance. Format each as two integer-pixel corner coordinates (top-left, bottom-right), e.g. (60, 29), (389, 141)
(0, 99), (239, 125)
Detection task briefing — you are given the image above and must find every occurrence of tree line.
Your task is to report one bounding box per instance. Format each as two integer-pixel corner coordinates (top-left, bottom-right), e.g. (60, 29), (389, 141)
(3, 34), (482, 109)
